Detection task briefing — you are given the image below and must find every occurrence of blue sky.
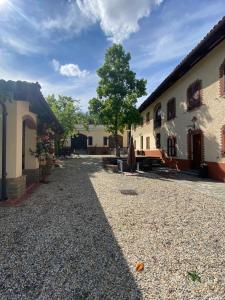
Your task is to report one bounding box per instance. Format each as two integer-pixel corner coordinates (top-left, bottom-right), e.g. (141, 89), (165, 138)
(0, 0), (224, 111)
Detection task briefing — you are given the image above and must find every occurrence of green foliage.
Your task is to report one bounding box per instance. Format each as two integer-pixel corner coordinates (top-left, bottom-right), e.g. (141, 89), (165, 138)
(89, 44), (147, 154)
(187, 271), (201, 283)
(76, 111), (98, 129)
(46, 94), (80, 139)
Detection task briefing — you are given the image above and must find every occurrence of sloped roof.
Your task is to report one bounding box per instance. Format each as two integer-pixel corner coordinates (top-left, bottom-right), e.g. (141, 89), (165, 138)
(139, 16), (225, 112)
(0, 80), (64, 133)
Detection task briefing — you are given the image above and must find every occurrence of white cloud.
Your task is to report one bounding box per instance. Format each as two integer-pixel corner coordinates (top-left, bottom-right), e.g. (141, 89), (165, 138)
(0, 34), (43, 55)
(51, 59), (89, 78)
(60, 64), (89, 78)
(42, 0), (163, 43)
(77, 0), (163, 43)
(42, 2), (91, 34)
(51, 58), (60, 71)
(131, 3), (225, 70)
(0, 58), (97, 111)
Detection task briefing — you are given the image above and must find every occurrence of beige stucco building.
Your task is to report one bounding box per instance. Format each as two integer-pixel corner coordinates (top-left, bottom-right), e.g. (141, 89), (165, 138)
(0, 81), (63, 200)
(71, 124), (129, 154)
(132, 16), (225, 181)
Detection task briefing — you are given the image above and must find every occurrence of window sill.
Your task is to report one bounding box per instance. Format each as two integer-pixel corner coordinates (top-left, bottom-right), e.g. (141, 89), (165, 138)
(187, 103), (202, 112)
(167, 116), (176, 122)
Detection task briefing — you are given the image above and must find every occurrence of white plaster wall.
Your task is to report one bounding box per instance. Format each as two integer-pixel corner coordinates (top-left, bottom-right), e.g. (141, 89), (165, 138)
(0, 106), (2, 175)
(0, 101), (38, 179)
(6, 101), (20, 178)
(24, 125), (39, 170)
(76, 125), (128, 148)
(132, 40), (225, 163)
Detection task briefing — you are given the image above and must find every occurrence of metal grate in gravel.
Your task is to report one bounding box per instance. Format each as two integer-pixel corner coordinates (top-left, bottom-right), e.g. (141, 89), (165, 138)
(120, 189), (138, 195)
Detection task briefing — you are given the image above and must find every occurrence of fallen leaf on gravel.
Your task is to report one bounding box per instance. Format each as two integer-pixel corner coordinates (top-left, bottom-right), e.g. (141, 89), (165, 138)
(135, 262), (144, 272)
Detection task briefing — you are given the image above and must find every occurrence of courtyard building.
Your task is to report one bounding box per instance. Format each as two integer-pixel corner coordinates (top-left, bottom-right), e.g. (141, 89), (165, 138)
(70, 124), (129, 155)
(132, 16), (225, 182)
(0, 80), (63, 199)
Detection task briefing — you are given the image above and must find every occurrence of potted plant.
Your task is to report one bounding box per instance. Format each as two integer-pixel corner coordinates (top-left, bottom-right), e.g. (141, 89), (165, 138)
(199, 161), (208, 178)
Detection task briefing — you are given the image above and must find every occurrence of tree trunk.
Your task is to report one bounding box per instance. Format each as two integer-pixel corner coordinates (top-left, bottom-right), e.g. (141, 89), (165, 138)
(115, 115), (120, 157)
(128, 124), (131, 146)
(115, 131), (120, 157)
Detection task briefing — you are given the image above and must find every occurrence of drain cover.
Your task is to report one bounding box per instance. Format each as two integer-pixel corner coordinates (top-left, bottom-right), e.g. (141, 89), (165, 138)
(120, 189), (138, 195)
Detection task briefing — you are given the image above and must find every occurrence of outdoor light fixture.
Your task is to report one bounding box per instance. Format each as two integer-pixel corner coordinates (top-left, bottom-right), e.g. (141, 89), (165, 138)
(187, 116), (198, 130)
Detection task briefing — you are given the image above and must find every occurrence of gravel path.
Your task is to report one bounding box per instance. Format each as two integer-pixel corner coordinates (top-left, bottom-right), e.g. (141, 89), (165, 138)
(0, 157), (224, 299)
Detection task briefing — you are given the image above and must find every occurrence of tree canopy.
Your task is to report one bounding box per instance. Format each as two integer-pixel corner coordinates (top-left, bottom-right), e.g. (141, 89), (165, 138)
(89, 44), (147, 155)
(46, 94), (80, 141)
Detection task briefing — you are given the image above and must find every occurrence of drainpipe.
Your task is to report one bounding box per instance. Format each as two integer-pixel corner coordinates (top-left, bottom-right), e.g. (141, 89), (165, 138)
(0, 101), (7, 200)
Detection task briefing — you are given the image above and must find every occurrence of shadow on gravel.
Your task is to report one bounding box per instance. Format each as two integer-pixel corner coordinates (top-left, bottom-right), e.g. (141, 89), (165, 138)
(0, 158), (142, 299)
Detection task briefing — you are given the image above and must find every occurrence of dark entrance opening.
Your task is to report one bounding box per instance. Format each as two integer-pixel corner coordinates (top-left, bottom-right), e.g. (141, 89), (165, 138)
(187, 129), (203, 170)
(71, 134), (87, 153)
(192, 133), (202, 169)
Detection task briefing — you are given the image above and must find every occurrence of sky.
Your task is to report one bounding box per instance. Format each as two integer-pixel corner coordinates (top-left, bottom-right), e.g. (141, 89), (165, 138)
(0, 0), (224, 111)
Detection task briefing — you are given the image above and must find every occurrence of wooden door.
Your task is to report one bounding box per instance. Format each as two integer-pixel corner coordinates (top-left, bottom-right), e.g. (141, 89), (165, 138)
(192, 134), (202, 169)
(71, 134), (87, 150)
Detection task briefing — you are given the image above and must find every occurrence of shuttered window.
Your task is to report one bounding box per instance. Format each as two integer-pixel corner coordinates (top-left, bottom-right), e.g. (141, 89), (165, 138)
(156, 133), (161, 149)
(103, 136), (108, 146)
(167, 136), (177, 157)
(146, 137), (150, 149)
(167, 98), (176, 120)
(88, 136), (93, 146)
(187, 80), (202, 111)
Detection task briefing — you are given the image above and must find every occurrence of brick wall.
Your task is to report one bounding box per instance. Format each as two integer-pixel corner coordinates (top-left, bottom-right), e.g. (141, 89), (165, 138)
(3, 176), (27, 199)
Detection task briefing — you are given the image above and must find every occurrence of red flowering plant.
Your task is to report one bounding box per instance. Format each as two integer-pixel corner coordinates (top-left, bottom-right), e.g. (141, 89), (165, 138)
(30, 125), (56, 183)
(30, 129), (55, 159)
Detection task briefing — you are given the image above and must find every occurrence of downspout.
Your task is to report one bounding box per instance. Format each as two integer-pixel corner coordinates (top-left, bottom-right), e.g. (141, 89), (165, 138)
(0, 101), (7, 200)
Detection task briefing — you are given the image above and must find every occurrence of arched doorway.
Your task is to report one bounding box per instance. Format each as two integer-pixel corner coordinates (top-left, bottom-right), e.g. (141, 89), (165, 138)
(22, 115), (38, 187)
(71, 134), (87, 152)
(187, 129), (204, 169)
(22, 116), (37, 171)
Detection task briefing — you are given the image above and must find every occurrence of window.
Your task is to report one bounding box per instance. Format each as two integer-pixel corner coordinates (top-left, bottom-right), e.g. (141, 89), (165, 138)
(167, 136), (177, 157)
(187, 80), (202, 111)
(140, 136), (143, 150)
(134, 140), (136, 149)
(156, 133), (161, 149)
(103, 136), (108, 146)
(167, 98), (176, 120)
(140, 117), (144, 127)
(221, 126), (225, 157)
(146, 112), (150, 123)
(88, 136), (93, 146)
(219, 60), (225, 96)
(146, 137), (150, 149)
(154, 104), (162, 128)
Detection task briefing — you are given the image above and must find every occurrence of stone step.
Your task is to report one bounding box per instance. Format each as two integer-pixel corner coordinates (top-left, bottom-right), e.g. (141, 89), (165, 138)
(181, 169), (200, 177)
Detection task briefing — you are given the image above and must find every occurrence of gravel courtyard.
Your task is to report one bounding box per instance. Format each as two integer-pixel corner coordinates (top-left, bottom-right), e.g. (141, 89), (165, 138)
(0, 157), (224, 299)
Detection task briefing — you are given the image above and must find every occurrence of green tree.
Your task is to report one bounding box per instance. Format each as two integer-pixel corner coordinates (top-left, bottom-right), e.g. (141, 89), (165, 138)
(89, 44), (147, 156)
(46, 94), (81, 148)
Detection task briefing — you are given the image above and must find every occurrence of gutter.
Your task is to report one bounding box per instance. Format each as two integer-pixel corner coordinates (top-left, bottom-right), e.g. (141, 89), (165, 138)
(0, 101), (7, 200)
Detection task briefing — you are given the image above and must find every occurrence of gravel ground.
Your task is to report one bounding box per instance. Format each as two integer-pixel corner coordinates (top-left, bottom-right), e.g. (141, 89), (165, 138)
(0, 157), (225, 299)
